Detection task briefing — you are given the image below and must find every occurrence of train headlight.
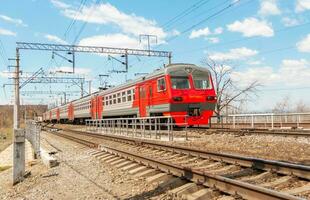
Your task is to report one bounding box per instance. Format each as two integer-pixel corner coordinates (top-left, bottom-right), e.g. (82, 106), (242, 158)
(206, 96), (216, 101)
(173, 96), (183, 102)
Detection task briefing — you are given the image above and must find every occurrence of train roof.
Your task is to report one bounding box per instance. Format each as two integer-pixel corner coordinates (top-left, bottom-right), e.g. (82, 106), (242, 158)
(46, 63), (210, 111)
(98, 63), (209, 95)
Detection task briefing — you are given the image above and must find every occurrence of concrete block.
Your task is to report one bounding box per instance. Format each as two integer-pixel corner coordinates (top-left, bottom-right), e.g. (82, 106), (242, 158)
(40, 147), (58, 168)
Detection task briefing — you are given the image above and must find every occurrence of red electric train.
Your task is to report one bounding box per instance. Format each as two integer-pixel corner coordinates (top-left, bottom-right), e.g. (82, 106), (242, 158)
(43, 63), (217, 125)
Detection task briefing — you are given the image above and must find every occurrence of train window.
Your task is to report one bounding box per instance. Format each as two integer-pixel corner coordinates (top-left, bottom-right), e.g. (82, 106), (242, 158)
(117, 93), (121, 103)
(127, 90), (132, 101)
(133, 89), (135, 100)
(122, 91), (126, 102)
(171, 76), (190, 89)
(192, 70), (211, 89)
(157, 78), (166, 92)
(112, 94), (116, 104)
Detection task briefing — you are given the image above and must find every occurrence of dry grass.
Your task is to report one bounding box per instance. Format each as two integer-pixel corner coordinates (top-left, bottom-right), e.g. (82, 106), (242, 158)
(0, 165), (11, 172)
(0, 127), (13, 152)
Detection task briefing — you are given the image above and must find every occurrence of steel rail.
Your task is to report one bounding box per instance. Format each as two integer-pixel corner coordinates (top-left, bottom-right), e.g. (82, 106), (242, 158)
(56, 127), (310, 180)
(47, 130), (304, 200)
(98, 144), (304, 200)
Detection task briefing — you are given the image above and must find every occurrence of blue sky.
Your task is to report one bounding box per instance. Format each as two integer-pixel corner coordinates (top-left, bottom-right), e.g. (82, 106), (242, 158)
(0, 0), (310, 111)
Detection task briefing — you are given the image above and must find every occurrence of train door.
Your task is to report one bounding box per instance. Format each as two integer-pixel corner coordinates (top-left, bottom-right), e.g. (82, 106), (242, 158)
(139, 84), (148, 117)
(97, 96), (102, 119)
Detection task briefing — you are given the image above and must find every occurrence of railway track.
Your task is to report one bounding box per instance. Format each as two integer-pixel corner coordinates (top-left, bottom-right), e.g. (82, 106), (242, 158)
(46, 127), (310, 199)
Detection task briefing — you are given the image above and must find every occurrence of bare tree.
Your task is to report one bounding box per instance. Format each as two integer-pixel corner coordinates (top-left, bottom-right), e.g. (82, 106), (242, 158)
(295, 100), (309, 112)
(272, 96), (291, 113)
(203, 58), (260, 121)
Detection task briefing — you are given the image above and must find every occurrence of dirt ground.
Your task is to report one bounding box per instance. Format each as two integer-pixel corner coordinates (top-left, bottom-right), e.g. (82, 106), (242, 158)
(0, 128), (12, 153)
(175, 132), (310, 164)
(0, 132), (173, 200)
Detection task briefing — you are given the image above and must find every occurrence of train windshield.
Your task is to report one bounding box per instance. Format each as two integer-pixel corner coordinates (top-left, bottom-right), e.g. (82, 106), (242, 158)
(170, 69), (190, 89)
(171, 77), (190, 89)
(192, 70), (211, 89)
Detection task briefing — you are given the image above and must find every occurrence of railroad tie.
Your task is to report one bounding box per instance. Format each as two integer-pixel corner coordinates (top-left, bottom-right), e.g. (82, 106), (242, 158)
(260, 176), (294, 187)
(240, 171), (273, 182)
(283, 183), (310, 195)
(146, 173), (173, 184)
(133, 169), (158, 178)
(115, 160), (133, 169)
(101, 155), (116, 162)
(168, 183), (199, 199)
(109, 158), (127, 166)
(96, 153), (112, 160)
(90, 151), (105, 156)
(128, 166), (148, 175)
(94, 152), (109, 159)
(186, 188), (217, 200)
(106, 157), (122, 164)
(120, 163), (140, 171)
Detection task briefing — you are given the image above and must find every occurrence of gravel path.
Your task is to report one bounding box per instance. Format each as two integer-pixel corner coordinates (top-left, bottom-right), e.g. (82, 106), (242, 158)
(175, 132), (310, 164)
(0, 132), (171, 200)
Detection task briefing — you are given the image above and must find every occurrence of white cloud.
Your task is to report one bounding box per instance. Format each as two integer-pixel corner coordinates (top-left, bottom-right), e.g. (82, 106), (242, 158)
(209, 47), (258, 61)
(296, 0), (310, 12)
(189, 27), (211, 39)
(44, 34), (68, 44)
(282, 17), (301, 27)
(247, 60), (262, 65)
(214, 27), (223, 34)
(170, 29), (180, 37)
(50, 0), (71, 9)
(0, 15), (27, 27)
(59, 2), (167, 42)
(189, 27), (223, 39)
(79, 33), (143, 49)
(0, 28), (16, 36)
(297, 34), (310, 53)
(227, 17), (274, 37)
(258, 0), (281, 16)
(230, 59), (310, 87)
(207, 37), (220, 44)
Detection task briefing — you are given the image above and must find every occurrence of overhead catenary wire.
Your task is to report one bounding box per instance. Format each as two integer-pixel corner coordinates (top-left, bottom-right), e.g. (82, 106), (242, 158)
(72, 0), (101, 45)
(63, 0), (88, 40)
(161, 0), (211, 30)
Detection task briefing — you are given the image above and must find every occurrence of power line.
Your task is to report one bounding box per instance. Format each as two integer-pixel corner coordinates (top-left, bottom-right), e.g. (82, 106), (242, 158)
(161, 0), (210, 30)
(165, 0), (232, 32)
(63, 0), (88, 40)
(169, 0), (242, 43)
(72, 0), (101, 44)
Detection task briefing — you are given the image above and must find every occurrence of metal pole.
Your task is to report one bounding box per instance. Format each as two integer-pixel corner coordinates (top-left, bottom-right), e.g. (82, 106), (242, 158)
(88, 80), (91, 94)
(14, 48), (20, 129)
(72, 50), (75, 73)
(81, 81), (83, 97)
(168, 52), (172, 65)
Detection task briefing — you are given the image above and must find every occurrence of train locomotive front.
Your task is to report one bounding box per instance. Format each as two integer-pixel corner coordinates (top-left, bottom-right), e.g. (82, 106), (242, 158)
(153, 64), (217, 126)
